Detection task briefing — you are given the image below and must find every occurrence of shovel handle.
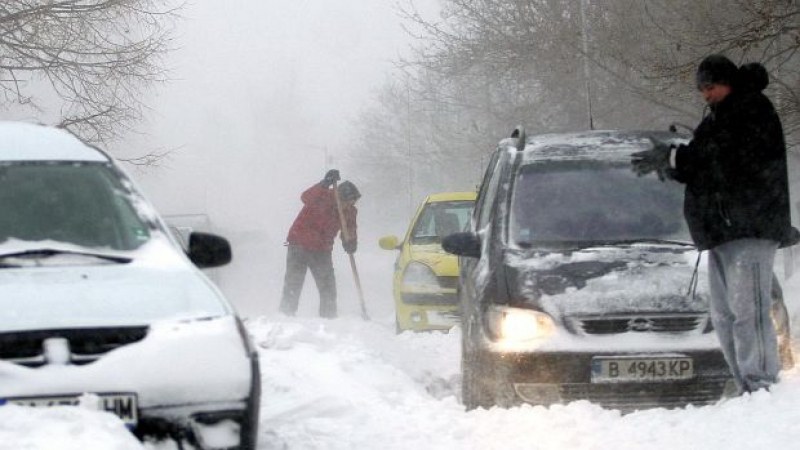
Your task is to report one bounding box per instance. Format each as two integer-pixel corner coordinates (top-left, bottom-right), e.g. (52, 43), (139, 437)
(333, 181), (369, 320)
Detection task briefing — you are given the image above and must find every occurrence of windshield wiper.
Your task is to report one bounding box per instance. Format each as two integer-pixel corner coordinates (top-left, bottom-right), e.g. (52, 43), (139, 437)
(610, 238), (695, 247)
(0, 248), (132, 264)
(517, 238), (695, 251)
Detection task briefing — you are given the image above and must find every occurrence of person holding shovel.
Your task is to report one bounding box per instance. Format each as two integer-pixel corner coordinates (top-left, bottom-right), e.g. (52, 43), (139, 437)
(279, 169), (360, 318)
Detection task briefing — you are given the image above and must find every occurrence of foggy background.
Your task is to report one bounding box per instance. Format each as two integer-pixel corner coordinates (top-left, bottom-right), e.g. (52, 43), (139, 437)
(4, 1), (798, 320)
(123, 1), (442, 318)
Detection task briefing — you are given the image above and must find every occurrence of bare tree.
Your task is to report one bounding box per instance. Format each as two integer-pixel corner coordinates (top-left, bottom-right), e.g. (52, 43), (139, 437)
(398, 0), (800, 136)
(349, 0), (800, 207)
(600, 0), (800, 143)
(0, 0), (180, 149)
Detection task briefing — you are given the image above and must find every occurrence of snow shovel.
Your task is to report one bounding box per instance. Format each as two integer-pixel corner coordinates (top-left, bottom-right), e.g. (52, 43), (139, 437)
(333, 180), (370, 320)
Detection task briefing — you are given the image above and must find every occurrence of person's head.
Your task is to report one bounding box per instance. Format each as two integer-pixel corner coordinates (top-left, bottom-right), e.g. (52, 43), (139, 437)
(696, 54), (738, 105)
(338, 180), (361, 206)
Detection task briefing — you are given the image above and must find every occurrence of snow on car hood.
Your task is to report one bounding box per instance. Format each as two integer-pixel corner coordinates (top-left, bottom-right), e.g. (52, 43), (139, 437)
(0, 238), (231, 332)
(506, 243), (709, 317)
(0, 315), (252, 407)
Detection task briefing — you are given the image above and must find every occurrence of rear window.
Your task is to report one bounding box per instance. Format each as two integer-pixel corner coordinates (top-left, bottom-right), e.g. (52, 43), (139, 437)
(0, 162), (152, 250)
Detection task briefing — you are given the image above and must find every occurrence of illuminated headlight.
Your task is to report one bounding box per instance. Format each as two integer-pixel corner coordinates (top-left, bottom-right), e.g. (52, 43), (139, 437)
(486, 305), (555, 343)
(402, 261), (439, 288)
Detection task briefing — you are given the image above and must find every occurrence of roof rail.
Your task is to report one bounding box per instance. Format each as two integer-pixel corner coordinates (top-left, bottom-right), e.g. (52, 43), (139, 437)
(510, 125), (526, 151)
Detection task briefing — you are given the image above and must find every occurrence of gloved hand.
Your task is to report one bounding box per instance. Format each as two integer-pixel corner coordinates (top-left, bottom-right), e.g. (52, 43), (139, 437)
(321, 169), (341, 187)
(631, 140), (673, 181)
(342, 239), (357, 254)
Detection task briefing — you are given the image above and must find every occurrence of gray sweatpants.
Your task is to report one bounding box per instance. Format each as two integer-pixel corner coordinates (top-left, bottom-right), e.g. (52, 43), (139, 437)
(279, 244), (337, 318)
(708, 238), (779, 393)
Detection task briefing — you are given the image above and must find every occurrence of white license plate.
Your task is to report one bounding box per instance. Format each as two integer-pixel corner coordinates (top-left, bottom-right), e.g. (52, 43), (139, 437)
(591, 357), (694, 383)
(3, 393), (138, 426)
(426, 310), (459, 326)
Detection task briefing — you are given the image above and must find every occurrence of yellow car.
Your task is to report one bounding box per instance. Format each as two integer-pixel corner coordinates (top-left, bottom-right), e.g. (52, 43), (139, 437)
(379, 191), (476, 332)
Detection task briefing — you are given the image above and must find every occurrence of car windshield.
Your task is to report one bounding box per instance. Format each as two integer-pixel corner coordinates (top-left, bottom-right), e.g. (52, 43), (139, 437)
(511, 160), (691, 246)
(410, 200), (474, 244)
(0, 162), (152, 250)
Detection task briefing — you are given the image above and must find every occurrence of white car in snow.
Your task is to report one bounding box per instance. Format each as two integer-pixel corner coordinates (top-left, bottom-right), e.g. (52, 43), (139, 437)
(0, 122), (260, 449)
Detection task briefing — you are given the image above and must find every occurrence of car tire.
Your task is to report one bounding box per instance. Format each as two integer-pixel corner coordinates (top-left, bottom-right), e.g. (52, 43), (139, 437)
(771, 276), (794, 370)
(461, 309), (487, 410)
(461, 346), (491, 410)
(460, 309), (518, 410)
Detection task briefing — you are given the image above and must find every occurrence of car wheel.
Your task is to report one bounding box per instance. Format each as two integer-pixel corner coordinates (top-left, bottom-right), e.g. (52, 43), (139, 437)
(771, 277), (794, 370)
(461, 308), (486, 410)
(461, 344), (490, 410)
(460, 309), (517, 410)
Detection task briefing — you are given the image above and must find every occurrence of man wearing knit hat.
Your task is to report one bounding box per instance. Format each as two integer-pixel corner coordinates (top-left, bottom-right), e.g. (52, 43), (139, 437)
(279, 169), (361, 318)
(632, 54), (799, 394)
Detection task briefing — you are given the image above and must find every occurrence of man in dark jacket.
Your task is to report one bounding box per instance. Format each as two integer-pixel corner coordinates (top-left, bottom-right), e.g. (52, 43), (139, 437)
(632, 54), (798, 394)
(279, 169), (360, 318)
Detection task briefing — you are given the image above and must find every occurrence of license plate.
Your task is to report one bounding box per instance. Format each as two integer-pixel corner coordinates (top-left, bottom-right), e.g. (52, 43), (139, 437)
(426, 310), (460, 326)
(591, 357), (694, 383)
(3, 393), (138, 426)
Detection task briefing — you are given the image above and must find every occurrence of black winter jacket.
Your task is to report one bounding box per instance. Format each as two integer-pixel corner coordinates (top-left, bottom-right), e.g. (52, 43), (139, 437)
(673, 74), (797, 250)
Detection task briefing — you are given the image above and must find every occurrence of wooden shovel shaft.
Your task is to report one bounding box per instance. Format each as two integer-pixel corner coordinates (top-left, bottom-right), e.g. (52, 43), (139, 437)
(333, 181), (369, 320)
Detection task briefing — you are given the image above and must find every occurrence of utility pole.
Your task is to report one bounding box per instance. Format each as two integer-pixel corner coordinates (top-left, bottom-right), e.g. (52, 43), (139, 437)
(406, 80), (414, 216)
(309, 144), (331, 172)
(580, 0), (594, 130)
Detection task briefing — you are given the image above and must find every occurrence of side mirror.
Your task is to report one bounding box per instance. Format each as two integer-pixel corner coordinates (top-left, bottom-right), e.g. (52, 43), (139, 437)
(378, 235), (401, 250)
(188, 231), (232, 268)
(442, 231), (480, 258)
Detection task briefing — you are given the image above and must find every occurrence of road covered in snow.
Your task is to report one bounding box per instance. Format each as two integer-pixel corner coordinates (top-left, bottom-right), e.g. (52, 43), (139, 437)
(251, 313), (800, 450)
(4, 277), (800, 449)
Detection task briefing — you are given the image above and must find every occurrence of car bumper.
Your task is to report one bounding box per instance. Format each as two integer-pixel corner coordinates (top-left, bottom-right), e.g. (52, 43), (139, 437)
(396, 303), (460, 331)
(0, 316), (261, 449)
(474, 349), (734, 412)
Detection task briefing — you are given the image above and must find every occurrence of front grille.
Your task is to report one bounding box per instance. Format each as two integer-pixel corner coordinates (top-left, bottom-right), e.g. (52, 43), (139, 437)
(574, 314), (707, 335)
(514, 378), (731, 412)
(0, 327), (148, 367)
(437, 276), (458, 289)
(402, 292), (458, 305)
(558, 379), (730, 411)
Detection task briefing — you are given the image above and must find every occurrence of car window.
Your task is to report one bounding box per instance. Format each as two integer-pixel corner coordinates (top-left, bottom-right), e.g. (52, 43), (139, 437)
(474, 149), (506, 230)
(0, 162), (152, 250)
(511, 161), (690, 244)
(410, 200), (474, 244)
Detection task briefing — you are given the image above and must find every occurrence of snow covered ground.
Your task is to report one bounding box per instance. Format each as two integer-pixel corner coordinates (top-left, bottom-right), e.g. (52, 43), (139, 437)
(4, 264), (800, 449)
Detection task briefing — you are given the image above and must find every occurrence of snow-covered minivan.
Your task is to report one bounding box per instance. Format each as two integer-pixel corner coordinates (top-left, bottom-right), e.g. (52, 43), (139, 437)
(0, 122), (260, 449)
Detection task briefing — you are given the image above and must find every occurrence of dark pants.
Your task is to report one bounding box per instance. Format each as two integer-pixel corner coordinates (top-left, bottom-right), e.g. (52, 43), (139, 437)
(279, 244), (337, 318)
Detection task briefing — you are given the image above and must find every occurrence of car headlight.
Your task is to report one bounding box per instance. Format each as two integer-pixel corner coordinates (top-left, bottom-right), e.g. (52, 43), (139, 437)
(486, 305), (555, 343)
(402, 261), (439, 288)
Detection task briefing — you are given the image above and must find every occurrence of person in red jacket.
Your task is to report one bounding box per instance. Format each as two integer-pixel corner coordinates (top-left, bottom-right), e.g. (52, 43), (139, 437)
(279, 169), (360, 318)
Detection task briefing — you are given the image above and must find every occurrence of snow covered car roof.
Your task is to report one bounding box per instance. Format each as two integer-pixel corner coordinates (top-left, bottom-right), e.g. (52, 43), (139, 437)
(0, 121), (109, 162)
(519, 129), (689, 163)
